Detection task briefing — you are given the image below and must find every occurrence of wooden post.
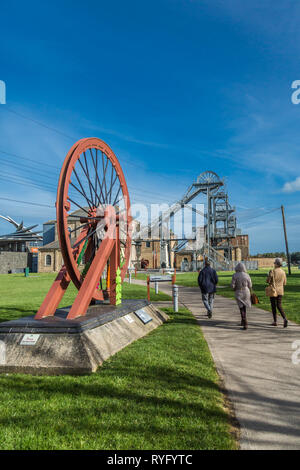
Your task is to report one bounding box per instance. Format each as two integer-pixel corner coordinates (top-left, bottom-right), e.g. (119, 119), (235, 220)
(147, 275), (150, 301)
(135, 266), (137, 278)
(281, 205), (291, 275)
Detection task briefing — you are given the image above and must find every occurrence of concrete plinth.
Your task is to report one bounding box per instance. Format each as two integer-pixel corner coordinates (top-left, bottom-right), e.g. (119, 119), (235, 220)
(0, 300), (169, 375)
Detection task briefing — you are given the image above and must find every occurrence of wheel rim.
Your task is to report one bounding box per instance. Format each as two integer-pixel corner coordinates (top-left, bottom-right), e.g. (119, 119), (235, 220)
(56, 137), (131, 300)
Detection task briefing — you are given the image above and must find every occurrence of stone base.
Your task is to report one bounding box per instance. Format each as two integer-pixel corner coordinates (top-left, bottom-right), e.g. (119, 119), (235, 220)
(0, 300), (169, 375)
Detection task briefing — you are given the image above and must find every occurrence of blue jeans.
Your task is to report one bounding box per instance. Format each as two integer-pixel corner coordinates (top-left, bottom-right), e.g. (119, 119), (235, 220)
(202, 293), (214, 313)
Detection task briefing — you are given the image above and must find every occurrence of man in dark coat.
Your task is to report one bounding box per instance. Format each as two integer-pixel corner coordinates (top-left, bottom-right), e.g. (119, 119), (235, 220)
(198, 259), (218, 318)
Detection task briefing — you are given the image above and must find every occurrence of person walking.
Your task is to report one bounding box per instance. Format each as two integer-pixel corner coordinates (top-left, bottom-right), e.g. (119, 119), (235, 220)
(266, 258), (288, 328)
(231, 262), (252, 330)
(198, 259), (218, 318)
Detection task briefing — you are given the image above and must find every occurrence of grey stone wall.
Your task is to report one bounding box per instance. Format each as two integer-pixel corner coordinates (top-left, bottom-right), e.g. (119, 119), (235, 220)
(0, 252), (29, 274)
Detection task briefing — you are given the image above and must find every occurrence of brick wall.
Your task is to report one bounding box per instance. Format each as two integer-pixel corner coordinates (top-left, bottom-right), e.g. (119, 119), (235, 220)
(248, 257), (276, 268)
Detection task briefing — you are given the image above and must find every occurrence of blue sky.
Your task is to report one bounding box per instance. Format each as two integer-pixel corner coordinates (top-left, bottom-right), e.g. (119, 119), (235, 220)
(0, 0), (300, 253)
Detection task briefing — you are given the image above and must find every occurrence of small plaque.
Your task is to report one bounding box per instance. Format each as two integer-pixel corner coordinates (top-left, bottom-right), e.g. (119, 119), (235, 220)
(135, 308), (153, 324)
(20, 334), (40, 346)
(150, 276), (171, 282)
(125, 314), (134, 324)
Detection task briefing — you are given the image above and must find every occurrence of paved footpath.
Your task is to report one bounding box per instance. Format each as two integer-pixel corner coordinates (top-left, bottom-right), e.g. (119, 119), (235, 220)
(130, 279), (300, 450)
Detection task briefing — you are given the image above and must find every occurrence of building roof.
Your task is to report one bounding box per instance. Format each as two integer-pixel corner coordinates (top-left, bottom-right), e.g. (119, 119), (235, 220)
(39, 240), (60, 250)
(0, 215), (43, 243)
(40, 237), (77, 251)
(43, 208), (88, 225)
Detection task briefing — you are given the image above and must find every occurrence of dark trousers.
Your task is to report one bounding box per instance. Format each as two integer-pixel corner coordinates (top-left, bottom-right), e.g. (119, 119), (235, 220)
(239, 305), (247, 323)
(270, 295), (286, 322)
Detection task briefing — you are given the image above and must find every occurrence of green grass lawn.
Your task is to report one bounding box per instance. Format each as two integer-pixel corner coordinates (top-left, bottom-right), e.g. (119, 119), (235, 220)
(175, 268), (300, 324)
(0, 273), (236, 450)
(0, 273), (171, 323)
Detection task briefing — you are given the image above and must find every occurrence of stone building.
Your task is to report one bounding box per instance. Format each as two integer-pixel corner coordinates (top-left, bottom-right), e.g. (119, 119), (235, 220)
(130, 228), (177, 270)
(133, 232), (250, 271)
(248, 257), (277, 269)
(0, 215), (42, 273)
(39, 210), (85, 273)
(39, 209), (251, 273)
(39, 211), (140, 273)
(231, 234), (249, 261)
(131, 240), (164, 269)
(38, 240), (63, 273)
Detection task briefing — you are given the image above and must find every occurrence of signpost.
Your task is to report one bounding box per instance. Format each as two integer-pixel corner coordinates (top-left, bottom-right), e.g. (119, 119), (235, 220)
(149, 276), (172, 282)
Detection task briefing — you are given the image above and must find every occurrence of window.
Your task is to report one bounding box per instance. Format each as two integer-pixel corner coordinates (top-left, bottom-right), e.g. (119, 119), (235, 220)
(146, 241), (151, 248)
(45, 254), (52, 266)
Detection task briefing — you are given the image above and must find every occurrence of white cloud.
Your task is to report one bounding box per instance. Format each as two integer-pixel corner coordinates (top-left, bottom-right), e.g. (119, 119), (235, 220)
(282, 177), (300, 193)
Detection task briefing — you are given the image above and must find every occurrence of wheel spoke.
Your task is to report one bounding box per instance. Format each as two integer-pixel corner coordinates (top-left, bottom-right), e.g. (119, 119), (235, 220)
(93, 149), (97, 205)
(73, 227), (98, 249)
(113, 185), (122, 206)
(83, 151), (95, 206)
(69, 181), (94, 209)
(109, 164), (114, 204)
(73, 167), (94, 210)
(90, 148), (105, 207)
(67, 197), (90, 215)
(67, 214), (102, 221)
(101, 152), (109, 203)
(68, 223), (89, 234)
(107, 171), (119, 204)
(78, 156), (101, 207)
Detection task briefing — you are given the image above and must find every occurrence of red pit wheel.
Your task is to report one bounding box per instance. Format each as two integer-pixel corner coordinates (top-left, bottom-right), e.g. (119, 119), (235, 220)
(35, 138), (132, 320)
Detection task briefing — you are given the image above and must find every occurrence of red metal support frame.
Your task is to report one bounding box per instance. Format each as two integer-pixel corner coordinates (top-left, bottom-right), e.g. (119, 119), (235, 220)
(67, 206), (117, 319)
(35, 266), (71, 320)
(35, 225), (91, 319)
(67, 236), (115, 319)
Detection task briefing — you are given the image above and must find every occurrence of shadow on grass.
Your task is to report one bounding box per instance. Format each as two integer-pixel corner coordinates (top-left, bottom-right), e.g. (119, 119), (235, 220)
(0, 364), (226, 440)
(0, 307), (36, 323)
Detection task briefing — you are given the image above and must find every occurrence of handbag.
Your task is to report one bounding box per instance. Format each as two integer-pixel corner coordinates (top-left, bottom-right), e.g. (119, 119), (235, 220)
(265, 270), (278, 297)
(265, 285), (277, 297)
(251, 292), (259, 304)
